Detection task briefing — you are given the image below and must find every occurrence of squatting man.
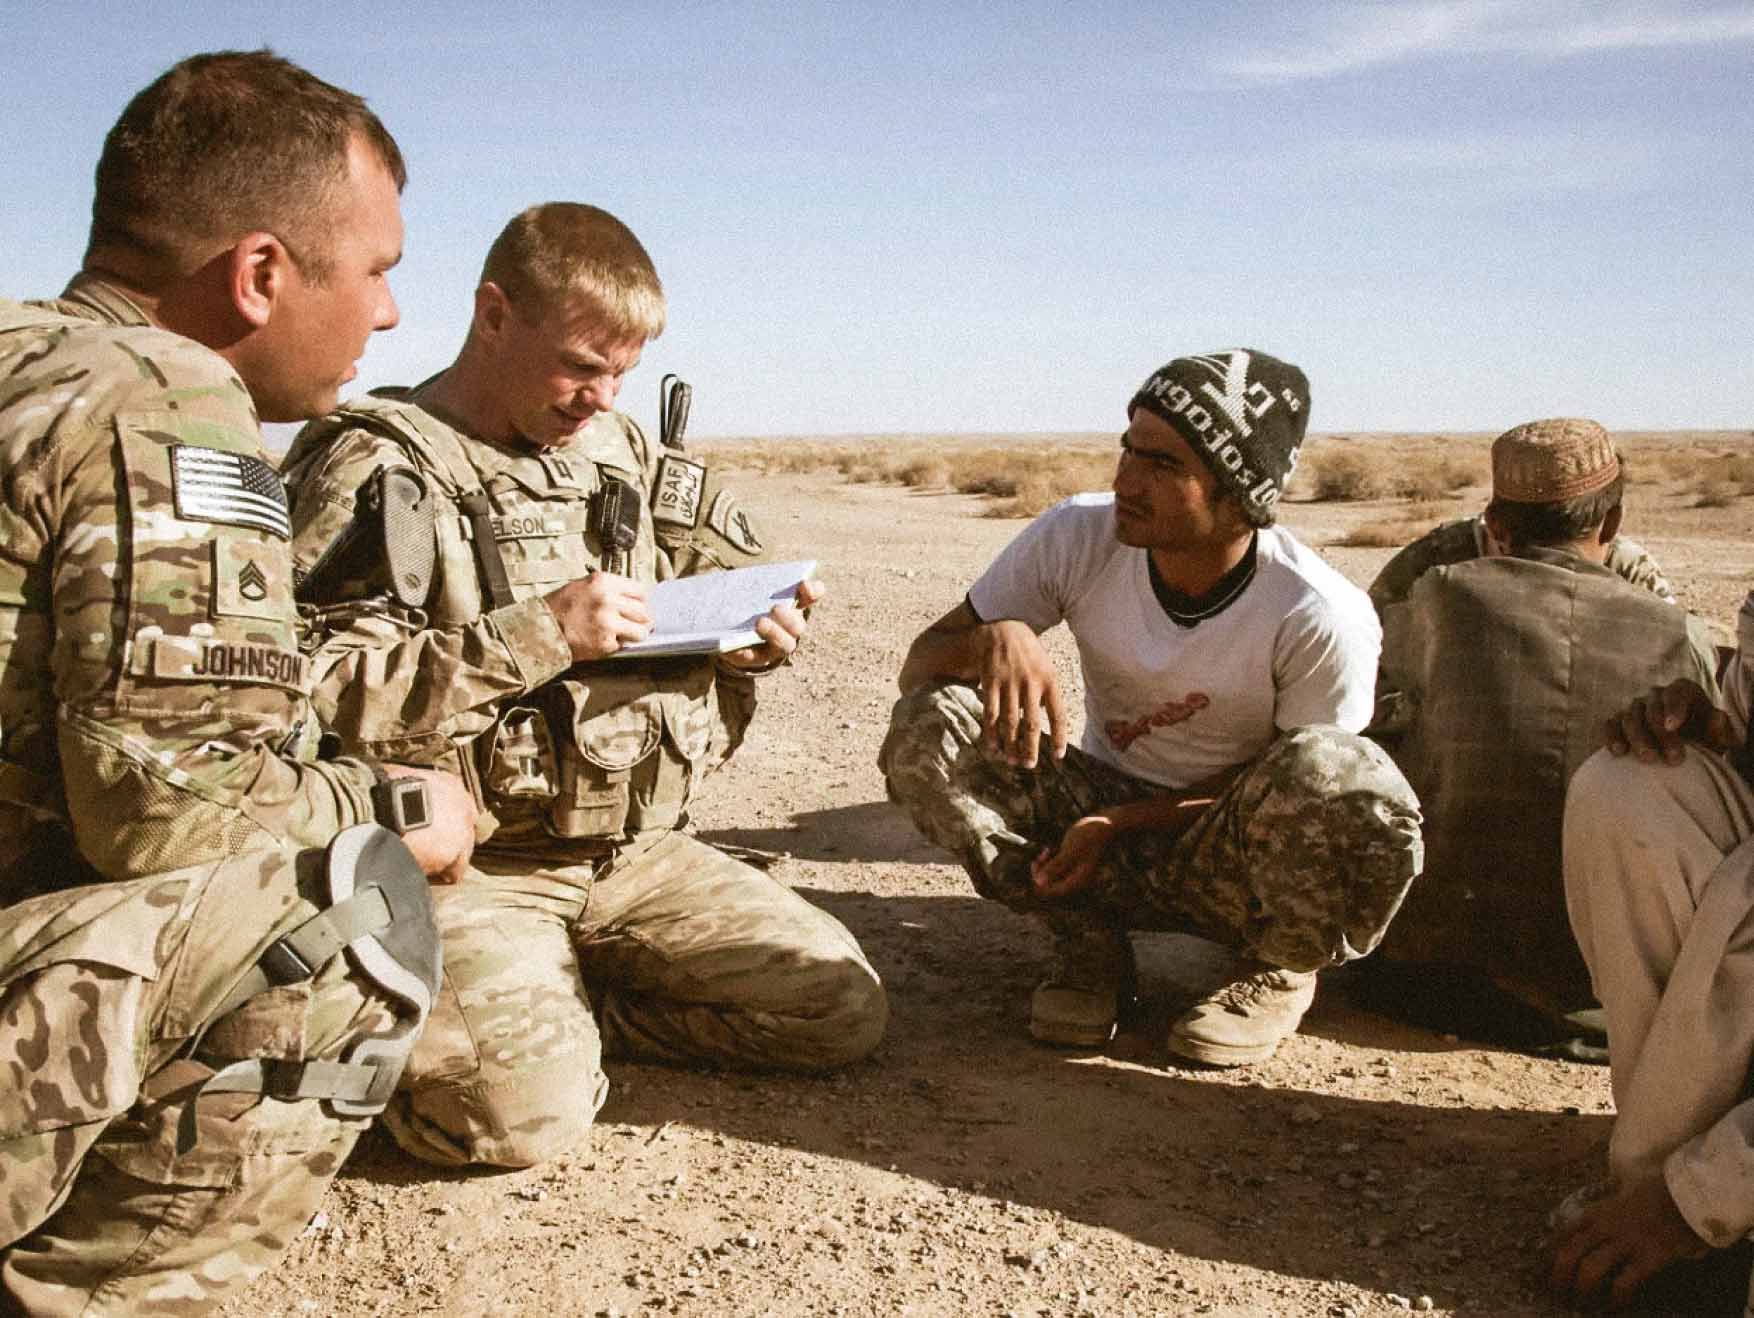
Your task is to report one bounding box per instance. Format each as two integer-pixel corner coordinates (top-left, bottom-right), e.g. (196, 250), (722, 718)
(882, 348), (1423, 1063)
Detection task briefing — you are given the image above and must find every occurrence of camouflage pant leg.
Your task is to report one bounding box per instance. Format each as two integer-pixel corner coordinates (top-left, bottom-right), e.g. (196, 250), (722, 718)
(579, 831), (888, 1072)
(380, 868), (604, 1171)
(881, 686), (1423, 973)
(1, 849), (403, 1316)
(1098, 726), (1424, 972)
(879, 682), (1151, 895)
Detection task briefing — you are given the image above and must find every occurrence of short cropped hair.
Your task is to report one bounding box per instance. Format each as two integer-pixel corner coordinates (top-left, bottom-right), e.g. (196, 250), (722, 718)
(1486, 468), (1626, 550)
(88, 49), (406, 283)
(482, 203), (666, 341)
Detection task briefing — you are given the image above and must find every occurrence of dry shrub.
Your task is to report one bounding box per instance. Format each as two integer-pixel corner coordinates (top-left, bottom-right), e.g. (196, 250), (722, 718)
(1295, 445), (1479, 503)
(895, 455), (952, 488)
(1334, 519), (1420, 548)
(1299, 448), (1395, 501)
(1693, 479), (1740, 508)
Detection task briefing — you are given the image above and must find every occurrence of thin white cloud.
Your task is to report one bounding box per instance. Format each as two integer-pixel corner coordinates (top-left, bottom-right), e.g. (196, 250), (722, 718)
(1220, 1), (1754, 82)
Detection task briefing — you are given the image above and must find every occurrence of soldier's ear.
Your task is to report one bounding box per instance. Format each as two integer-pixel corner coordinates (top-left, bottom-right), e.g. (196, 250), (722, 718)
(1599, 502), (1623, 546)
(227, 231), (295, 329)
(474, 282), (515, 341)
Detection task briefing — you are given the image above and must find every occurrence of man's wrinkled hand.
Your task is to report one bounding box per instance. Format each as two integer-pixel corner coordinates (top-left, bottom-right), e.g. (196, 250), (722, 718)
(721, 578), (824, 670)
(387, 766), (477, 884)
(1032, 814), (1116, 899)
(1602, 678), (1735, 764)
(1550, 1174), (1709, 1310)
(977, 620), (1066, 769)
(544, 571), (652, 661)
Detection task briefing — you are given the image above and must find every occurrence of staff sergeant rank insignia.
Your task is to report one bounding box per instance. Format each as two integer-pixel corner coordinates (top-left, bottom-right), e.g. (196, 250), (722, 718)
(237, 559), (269, 601)
(172, 444), (292, 539)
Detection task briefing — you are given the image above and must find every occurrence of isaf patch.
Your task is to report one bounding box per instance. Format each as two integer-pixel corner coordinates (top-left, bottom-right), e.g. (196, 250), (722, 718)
(172, 445), (291, 539)
(653, 454), (706, 531)
(707, 489), (764, 554)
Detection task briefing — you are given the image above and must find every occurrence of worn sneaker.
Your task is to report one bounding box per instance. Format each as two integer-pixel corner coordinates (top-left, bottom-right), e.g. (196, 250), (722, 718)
(1168, 961), (1317, 1066)
(1029, 917), (1135, 1048)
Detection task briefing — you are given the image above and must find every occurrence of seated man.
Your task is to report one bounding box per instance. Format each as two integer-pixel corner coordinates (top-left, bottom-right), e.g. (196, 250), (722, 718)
(881, 349), (1422, 1065)
(1361, 419), (1718, 1046)
(1549, 609), (1754, 1310)
(283, 203), (887, 1169)
(1368, 453), (1676, 614)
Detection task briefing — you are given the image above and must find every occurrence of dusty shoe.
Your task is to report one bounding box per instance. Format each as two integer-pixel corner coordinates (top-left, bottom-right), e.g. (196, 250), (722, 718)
(1169, 961), (1317, 1066)
(1029, 919), (1135, 1048)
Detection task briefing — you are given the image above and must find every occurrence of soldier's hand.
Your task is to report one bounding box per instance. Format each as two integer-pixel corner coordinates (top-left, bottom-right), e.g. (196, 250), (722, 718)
(1032, 814), (1115, 899)
(1549, 1173), (1709, 1310)
(544, 571), (652, 661)
(1603, 678), (1735, 764)
(388, 767), (477, 884)
(721, 578), (824, 670)
(976, 620), (1066, 768)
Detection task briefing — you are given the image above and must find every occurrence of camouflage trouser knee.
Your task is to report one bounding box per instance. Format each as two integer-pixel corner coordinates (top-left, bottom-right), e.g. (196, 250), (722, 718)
(881, 682), (1423, 972)
(386, 829), (888, 1171)
(0, 847), (407, 1317)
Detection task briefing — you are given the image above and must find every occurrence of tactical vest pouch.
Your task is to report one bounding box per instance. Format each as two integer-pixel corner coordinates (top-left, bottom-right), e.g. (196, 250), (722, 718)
(482, 705), (558, 802)
(544, 678), (661, 839)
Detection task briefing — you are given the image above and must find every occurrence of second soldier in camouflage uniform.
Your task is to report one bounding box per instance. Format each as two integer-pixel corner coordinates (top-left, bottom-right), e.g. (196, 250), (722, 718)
(882, 350), (1421, 1065)
(283, 204), (886, 1170)
(0, 54), (476, 1315)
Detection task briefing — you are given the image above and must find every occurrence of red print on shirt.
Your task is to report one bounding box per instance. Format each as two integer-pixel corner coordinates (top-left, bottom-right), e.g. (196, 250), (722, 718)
(1105, 692), (1211, 752)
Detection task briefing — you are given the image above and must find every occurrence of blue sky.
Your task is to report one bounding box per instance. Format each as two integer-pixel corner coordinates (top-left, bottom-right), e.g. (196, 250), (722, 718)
(8, 1), (1753, 437)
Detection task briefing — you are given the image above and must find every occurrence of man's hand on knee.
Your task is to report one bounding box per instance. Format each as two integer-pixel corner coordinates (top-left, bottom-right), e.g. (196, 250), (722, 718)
(387, 767), (477, 883)
(1549, 1173), (1709, 1309)
(978, 620), (1067, 768)
(1603, 678), (1735, 764)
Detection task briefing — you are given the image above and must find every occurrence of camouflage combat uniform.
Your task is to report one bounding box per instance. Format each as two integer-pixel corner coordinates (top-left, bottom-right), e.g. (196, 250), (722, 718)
(283, 388), (886, 1169)
(1368, 514), (1676, 614)
(0, 277), (435, 1314)
(880, 682), (1422, 976)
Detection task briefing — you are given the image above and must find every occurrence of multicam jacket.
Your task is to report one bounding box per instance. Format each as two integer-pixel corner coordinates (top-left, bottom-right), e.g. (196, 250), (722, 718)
(282, 388), (766, 852)
(1368, 514), (1676, 615)
(0, 276), (378, 887)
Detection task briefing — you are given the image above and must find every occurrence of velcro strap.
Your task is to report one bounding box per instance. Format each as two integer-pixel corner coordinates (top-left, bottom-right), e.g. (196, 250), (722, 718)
(208, 886), (395, 1023)
(175, 1055), (399, 1152)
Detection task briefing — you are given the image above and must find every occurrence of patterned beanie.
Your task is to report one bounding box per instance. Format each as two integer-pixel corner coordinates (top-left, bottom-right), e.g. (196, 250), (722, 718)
(1128, 348), (1310, 513)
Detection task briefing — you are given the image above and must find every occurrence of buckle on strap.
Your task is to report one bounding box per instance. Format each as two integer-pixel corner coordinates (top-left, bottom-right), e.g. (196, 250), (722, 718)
(176, 1053), (403, 1153)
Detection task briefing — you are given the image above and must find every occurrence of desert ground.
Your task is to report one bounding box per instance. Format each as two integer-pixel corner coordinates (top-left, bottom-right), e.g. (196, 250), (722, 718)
(230, 432), (1754, 1318)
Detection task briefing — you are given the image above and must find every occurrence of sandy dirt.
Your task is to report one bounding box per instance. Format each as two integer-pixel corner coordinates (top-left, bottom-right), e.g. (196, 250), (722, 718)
(228, 445), (1754, 1318)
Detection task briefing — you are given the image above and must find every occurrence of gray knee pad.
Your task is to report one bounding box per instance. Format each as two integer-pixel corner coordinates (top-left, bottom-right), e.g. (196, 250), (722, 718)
(178, 824), (441, 1149)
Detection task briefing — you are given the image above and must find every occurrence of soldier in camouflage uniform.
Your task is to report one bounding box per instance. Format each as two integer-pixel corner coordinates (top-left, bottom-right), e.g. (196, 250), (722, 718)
(282, 203), (886, 1170)
(0, 53), (475, 1315)
(882, 350), (1421, 1065)
(1361, 419), (1720, 1049)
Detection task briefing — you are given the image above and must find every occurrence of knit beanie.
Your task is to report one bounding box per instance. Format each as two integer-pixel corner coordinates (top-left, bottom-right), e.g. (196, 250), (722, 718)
(1128, 349), (1310, 513)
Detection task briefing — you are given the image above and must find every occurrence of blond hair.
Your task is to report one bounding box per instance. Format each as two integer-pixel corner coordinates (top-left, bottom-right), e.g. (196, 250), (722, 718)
(482, 203), (666, 341)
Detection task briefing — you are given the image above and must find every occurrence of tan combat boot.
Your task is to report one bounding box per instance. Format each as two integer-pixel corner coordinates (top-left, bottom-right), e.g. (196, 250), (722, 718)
(1029, 915), (1135, 1048)
(1168, 960), (1317, 1066)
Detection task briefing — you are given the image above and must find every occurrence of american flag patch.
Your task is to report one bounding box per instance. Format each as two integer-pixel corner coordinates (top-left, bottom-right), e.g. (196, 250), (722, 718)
(171, 445), (291, 540)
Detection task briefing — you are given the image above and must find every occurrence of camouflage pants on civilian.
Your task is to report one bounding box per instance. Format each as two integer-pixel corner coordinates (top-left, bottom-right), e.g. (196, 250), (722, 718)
(384, 829), (887, 1170)
(0, 849), (402, 1317)
(879, 683), (1423, 975)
